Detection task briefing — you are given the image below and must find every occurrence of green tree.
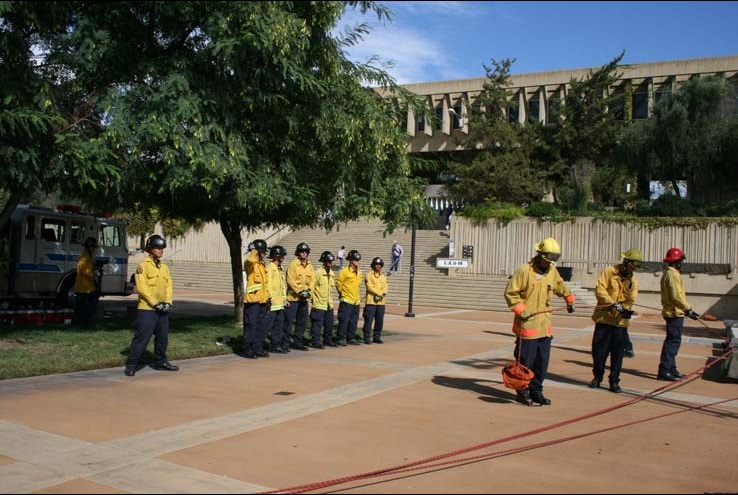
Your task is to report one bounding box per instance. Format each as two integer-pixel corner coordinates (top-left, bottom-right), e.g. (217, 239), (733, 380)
(545, 52), (625, 210)
(99, 1), (433, 321)
(0, 2), (130, 227)
(616, 75), (738, 203)
(445, 58), (547, 206)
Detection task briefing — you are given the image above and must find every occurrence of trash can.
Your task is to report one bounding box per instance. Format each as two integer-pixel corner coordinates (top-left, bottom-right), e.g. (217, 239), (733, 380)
(556, 266), (573, 281)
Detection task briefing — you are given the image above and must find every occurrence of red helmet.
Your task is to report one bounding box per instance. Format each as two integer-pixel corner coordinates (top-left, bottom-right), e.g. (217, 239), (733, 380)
(663, 247), (685, 263)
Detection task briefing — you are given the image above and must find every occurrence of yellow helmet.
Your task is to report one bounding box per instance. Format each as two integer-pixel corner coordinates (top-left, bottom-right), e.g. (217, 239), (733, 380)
(621, 248), (644, 269)
(534, 237), (561, 262)
(621, 248), (643, 263)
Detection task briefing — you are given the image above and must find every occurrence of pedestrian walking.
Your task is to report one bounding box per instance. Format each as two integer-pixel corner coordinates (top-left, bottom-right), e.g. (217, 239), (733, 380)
(362, 257), (388, 344)
(389, 241), (403, 274)
(658, 247), (700, 381)
(124, 235), (178, 376)
(589, 248), (643, 393)
(504, 237), (575, 406)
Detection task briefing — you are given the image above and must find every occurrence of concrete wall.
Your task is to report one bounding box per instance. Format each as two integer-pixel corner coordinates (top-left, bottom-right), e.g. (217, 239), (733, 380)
(449, 216), (738, 318)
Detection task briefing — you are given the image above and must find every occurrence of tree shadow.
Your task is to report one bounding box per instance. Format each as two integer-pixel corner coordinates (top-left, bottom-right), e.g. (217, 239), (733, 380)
(432, 375), (518, 404)
(553, 345), (592, 356)
(450, 357), (510, 371)
(483, 330), (516, 339)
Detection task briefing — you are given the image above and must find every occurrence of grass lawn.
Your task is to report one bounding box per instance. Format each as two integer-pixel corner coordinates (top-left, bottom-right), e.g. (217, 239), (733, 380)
(0, 315), (242, 380)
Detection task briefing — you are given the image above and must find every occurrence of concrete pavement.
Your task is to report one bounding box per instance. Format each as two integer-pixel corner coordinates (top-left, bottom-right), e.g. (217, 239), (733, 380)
(1, 292), (737, 494)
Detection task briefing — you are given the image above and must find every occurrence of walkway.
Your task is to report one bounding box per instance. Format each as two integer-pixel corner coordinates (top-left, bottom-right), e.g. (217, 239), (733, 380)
(1, 292), (736, 493)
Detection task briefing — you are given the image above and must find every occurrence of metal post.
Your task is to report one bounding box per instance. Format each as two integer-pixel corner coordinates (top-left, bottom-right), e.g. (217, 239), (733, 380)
(405, 222), (417, 318)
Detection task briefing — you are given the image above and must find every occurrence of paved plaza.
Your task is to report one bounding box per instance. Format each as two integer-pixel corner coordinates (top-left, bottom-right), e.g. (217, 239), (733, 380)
(1, 292), (736, 494)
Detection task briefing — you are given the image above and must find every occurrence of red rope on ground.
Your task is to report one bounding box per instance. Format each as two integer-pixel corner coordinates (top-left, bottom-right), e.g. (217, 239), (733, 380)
(261, 348), (734, 494)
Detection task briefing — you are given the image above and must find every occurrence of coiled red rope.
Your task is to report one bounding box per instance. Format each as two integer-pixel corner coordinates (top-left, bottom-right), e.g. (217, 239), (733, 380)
(261, 348), (734, 494)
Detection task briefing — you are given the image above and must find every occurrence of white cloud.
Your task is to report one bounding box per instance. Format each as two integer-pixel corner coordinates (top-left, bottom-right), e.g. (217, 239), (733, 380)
(336, 1), (481, 84)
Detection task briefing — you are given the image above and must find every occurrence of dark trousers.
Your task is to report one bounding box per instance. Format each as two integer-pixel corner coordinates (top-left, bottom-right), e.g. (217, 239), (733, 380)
(337, 302), (360, 341)
(362, 304), (385, 341)
(126, 309), (169, 367)
(310, 307), (334, 345)
(285, 300), (309, 343)
(71, 292), (98, 328)
(659, 317), (684, 375)
(244, 302), (268, 354)
(263, 309), (287, 350)
(624, 328), (634, 353)
(514, 336), (552, 393)
(591, 323), (627, 384)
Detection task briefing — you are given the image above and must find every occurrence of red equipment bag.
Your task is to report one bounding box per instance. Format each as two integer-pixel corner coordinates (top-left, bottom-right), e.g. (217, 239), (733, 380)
(502, 361), (534, 391)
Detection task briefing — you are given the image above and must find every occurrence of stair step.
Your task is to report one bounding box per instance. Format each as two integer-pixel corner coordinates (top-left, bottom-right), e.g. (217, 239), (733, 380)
(144, 219), (596, 315)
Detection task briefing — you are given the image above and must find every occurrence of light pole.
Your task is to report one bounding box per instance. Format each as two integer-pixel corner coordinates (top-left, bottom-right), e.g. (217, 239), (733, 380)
(404, 222), (417, 318)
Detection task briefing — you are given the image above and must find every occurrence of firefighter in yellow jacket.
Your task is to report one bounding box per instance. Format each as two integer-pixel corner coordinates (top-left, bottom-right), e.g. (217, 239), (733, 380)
(504, 237), (575, 406)
(124, 235), (177, 376)
(72, 237), (100, 328)
(310, 251), (337, 348)
(658, 247), (700, 381)
(243, 239), (270, 359)
(285, 242), (314, 350)
(589, 249), (642, 393)
(362, 257), (388, 344)
(336, 249), (363, 346)
(264, 245), (289, 353)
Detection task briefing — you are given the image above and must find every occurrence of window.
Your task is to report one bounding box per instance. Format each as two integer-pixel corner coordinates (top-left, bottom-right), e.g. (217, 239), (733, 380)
(546, 98), (561, 124)
(507, 102), (519, 123)
(527, 99), (540, 123)
(434, 106), (444, 131)
(632, 91), (648, 119)
(609, 95), (625, 121)
(100, 224), (122, 247)
(41, 219), (65, 243)
(416, 113), (425, 133)
(25, 216), (36, 240)
(70, 222), (86, 244)
(655, 90), (671, 104)
(451, 103), (463, 129)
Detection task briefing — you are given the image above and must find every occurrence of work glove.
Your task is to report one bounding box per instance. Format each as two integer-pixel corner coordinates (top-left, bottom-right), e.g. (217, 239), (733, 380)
(567, 304), (575, 314)
(612, 303), (633, 318)
(298, 290), (311, 301)
(519, 310), (532, 321)
(373, 295), (384, 303)
(154, 302), (170, 314)
(686, 309), (700, 320)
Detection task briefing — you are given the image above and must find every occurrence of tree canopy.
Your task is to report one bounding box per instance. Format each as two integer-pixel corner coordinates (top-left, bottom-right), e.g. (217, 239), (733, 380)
(1, 1), (434, 320)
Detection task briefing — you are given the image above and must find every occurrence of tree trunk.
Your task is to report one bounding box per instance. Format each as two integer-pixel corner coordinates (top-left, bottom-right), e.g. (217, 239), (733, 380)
(671, 179), (682, 198)
(0, 191), (22, 231)
(219, 218), (244, 323)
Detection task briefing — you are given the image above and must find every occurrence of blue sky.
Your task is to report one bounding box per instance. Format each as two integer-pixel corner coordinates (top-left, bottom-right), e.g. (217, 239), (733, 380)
(337, 1), (738, 85)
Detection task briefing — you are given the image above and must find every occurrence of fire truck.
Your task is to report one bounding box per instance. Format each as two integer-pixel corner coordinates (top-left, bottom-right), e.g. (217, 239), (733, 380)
(0, 204), (132, 308)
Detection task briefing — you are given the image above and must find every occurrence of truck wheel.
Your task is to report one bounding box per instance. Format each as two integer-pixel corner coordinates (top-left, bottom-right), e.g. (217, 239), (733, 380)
(57, 276), (76, 308)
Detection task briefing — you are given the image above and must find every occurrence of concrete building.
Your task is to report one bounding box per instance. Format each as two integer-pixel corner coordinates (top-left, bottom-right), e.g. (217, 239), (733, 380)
(388, 55), (738, 155)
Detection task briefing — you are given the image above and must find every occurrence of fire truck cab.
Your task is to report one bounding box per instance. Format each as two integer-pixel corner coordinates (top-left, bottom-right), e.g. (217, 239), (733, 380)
(0, 204), (131, 307)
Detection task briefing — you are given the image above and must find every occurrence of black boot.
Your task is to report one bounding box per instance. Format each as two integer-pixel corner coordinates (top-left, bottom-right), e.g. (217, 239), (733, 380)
(516, 389), (534, 406)
(530, 391), (551, 405)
